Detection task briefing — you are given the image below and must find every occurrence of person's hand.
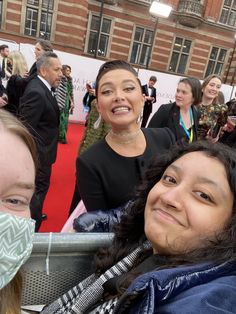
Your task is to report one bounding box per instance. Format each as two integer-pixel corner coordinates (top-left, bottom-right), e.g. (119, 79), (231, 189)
(222, 117), (235, 133)
(70, 101), (75, 110)
(23, 72), (29, 78)
(206, 128), (220, 143)
(0, 96), (7, 108)
(89, 88), (95, 96)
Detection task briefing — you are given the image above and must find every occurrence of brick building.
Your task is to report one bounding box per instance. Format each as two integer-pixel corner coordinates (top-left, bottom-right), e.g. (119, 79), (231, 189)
(0, 0), (236, 84)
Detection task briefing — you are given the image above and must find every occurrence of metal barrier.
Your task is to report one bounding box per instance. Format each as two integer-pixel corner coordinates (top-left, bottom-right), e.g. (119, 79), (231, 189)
(21, 233), (113, 306)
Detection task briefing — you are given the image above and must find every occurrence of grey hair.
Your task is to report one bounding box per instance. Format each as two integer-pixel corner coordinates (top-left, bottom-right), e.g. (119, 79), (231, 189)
(36, 51), (58, 72)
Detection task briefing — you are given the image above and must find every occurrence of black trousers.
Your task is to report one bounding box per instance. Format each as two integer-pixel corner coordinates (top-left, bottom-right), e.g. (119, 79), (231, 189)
(141, 104), (152, 128)
(30, 164), (52, 232)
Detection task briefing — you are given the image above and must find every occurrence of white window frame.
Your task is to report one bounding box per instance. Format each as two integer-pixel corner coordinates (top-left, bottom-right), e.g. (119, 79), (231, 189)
(205, 46), (227, 77)
(168, 37), (192, 74)
(24, 0), (54, 39)
(86, 14), (112, 57)
(219, 0), (236, 27)
(129, 26), (154, 66)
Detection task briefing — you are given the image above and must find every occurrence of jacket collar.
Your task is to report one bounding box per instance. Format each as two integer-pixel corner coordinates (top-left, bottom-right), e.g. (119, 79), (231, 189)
(114, 259), (236, 314)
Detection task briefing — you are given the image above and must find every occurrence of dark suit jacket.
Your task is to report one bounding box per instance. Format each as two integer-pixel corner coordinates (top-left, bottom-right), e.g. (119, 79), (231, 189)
(142, 84), (156, 114)
(82, 91), (96, 112)
(19, 77), (59, 165)
(148, 102), (200, 144)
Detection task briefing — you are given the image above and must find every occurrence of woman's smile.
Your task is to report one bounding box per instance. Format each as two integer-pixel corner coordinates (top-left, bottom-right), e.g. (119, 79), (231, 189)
(111, 106), (131, 114)
(154, 207), (184, 226)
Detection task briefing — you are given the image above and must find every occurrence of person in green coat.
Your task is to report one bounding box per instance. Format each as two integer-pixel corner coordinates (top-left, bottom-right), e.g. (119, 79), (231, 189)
(56, 64), (74, 144)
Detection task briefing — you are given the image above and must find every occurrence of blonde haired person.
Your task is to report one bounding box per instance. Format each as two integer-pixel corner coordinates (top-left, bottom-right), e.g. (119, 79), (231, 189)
(5, 40), (53, 116)
(8, 50), (28, 76)
(0, 109), (37, 314)
(6, 51), (29, 115)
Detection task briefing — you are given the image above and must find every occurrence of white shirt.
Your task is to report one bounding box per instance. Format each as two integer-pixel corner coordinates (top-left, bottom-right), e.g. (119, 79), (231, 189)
(37, 75), (52, 92)
(148, 87), (152, 96)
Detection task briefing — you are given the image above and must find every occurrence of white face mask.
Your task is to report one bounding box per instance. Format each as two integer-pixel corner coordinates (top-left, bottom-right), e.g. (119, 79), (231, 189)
(0, 211), (35, 289)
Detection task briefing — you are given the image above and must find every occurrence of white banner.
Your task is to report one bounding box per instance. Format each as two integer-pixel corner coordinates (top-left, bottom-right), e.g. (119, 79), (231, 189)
(138, 68), (234, 125)
(0, 41), (232, 124)
(0, 39), (19, 51)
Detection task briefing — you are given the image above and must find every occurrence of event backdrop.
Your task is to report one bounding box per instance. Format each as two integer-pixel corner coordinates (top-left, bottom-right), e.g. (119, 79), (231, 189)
(0, 40), (235, 124)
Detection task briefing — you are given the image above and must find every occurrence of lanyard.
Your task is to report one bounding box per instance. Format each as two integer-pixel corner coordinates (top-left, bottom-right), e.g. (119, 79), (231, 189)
(180, 108), (193, 143)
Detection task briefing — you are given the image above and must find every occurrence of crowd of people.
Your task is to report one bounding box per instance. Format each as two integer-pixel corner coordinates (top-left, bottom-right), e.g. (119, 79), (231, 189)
(1, 40), (236, 313)
(0, 40), (76, 231)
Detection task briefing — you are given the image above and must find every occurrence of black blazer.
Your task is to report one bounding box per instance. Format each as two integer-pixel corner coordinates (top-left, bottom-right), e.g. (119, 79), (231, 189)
(6, 75), (26, 115)
(77, 128), (175, 211)
(148, 102), (200, 143)
(142, 84), (156, 113)
(82, 91), (96, 111)
(19, 77), (59, 165)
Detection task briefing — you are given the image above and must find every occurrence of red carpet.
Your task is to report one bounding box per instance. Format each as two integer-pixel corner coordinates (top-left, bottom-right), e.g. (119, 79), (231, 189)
(39, 123), (85, 232)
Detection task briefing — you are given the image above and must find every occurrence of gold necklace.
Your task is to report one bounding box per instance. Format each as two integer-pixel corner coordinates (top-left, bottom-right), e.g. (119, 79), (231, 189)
(108, 129), (142, 144)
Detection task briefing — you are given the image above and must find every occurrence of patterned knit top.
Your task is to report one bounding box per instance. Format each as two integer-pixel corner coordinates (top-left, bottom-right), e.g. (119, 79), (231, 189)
(197, 103), (228, 140)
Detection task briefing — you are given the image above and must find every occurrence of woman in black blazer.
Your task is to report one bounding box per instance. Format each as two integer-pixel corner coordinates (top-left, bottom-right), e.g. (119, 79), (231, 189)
(148, 77), (202, 144)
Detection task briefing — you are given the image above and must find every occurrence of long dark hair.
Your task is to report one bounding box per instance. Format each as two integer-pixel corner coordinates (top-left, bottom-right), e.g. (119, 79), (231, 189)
(96, 141), (236, 275)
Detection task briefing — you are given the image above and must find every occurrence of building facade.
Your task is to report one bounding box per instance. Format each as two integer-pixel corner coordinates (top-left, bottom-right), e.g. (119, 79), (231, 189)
(0, 0), (235, 85)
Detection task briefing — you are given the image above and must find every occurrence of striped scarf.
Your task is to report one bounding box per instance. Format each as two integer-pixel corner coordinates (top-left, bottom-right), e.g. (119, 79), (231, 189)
(40, 241), (151, 314)
(55, 77), (68, 111)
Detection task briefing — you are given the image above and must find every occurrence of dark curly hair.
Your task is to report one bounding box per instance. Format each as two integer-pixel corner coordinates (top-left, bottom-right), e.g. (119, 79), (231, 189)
(96, 141), (236, 277)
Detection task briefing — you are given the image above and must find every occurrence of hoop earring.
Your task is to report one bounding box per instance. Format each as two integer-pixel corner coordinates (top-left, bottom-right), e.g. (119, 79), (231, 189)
(136, 109), (143, 124)
(94, 113), (102, 129)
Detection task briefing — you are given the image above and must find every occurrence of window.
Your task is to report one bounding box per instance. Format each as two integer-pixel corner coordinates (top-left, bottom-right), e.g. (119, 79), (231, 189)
(24, 0), (54, 39)
(87, 15), (111, 57)
(219, 0), (236, 26)
(205, 47), (227, 77)
(130, 27), (153, 66)
(169, 37), (192, 74)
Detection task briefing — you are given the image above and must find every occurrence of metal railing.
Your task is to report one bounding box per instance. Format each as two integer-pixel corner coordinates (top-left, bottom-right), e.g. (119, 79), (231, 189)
(22, 233), (114, 305)
(178, 0), (204, 17)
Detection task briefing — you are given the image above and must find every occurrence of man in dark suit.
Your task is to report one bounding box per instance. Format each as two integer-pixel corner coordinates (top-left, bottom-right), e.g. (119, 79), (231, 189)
(0, 44), (9, 79)
(19, 52), (62, 231)
(141, 76), (157, 127)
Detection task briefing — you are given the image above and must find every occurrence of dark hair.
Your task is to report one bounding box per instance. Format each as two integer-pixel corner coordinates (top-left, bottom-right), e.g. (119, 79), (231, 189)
(36, 39), (53, 52)
(36, 51), (59, 71)
(62, 64), (71, 72)
(179, 77), (202, 106)
(149, 76), (157, 82)
(202, 74), (222, 105)
(0, 44), (9, 51)
(96, 141), (236, 275)
(62, 64), (71, 77)
(95, 60), (141, 97)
